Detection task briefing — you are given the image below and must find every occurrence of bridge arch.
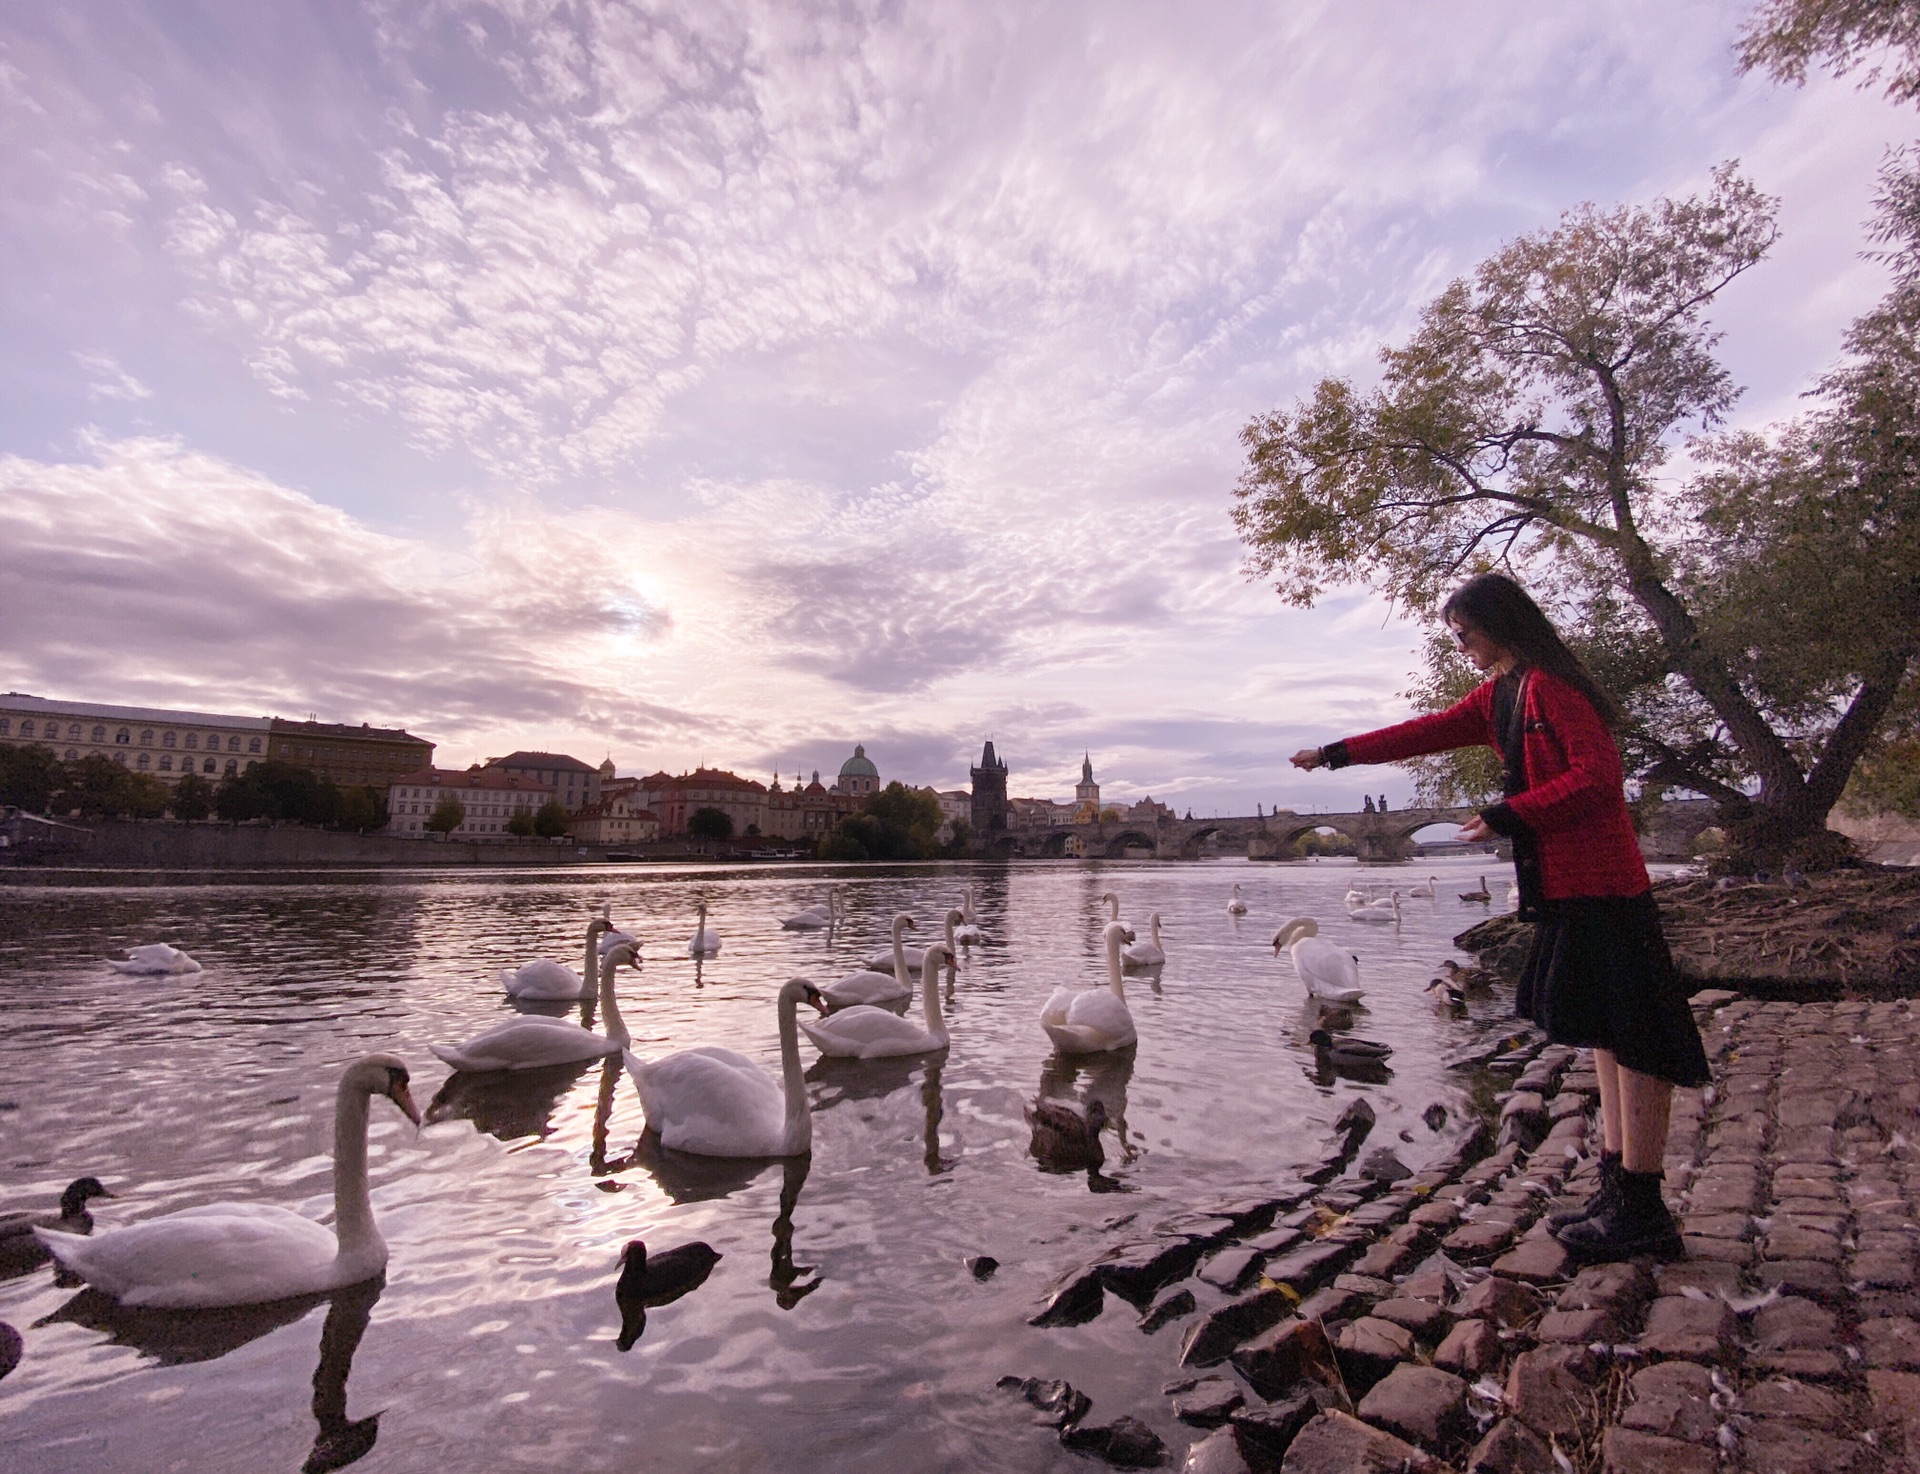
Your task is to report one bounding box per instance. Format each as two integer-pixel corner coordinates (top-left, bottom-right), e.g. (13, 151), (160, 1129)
(1102, 829), (1158, 858)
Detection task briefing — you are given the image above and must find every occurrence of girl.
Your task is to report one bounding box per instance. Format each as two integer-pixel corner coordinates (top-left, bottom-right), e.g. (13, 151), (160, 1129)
(1291, 573), (1708, 1263)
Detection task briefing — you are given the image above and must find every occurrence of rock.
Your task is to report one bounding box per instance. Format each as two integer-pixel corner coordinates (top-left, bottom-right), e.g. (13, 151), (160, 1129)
(1443, 1220), (1517, 1261)
(1599, 1426), (1717, 1474)
(965, 1255), (999, 1280)
(1490, 1235), (1572, 1285)
(1433, 1317), (1501, 1376)
(1734, 1419), (1871, 1474)
(1198, 1247), (1267, 1294)
(1229, 1391), (1318, 1465)
(1764, 1227), (1843, 1263)
(1261, 1241), (1359, 1298)
(1505, 1345), (1594, 1440)
(1618, 1380), (1716, 1444)
(1358, 1148), (1411, 1184)
(998, 1374), (1092, 1428)
(1464, 1416), (1556, 1474)
(1172, 1376), (1245, 1427)
(1628, 1360), (1711, 1401)
(1557, 1261), (1654, 1314)
(1369, 1298), (1453, 1343)
(1741, 1377), (1846, 1428)
(1061, 1415), (1168, 1467)
(1860, 1316), (1920, 1371)
(1423, 1104), (1449, 1132)
(1456, 1275), (1543, 1328)
(1230, 1316), (1344, 1403)
(1030, 1268), (1106, 1327)
(1354, 1364), (1468, 1447)
(1498, 1092), (1549, 1150)
(1408, 1201), (1462, 1231)
(1637, 1294), (1736, 1362)
(1180, 1426), (1252, 1474)
(1276, 1410), (1442, 1472)
(1352, 1239), (1420, 1280)
(1332, 1317), (1415, 1391)
(1655, 1259), (1742, 1299)
(1141, 1287), (1197, 1334)
(1534, 1306), (1617, 1343)
(1180, 1288), (1294, 1368)
(1098, 1239), (1210, 1308)
(1752, 1296), (1839, 1350)
(1335, 1099), (1377, 1143)
(1869, 1369), (1920, 1450)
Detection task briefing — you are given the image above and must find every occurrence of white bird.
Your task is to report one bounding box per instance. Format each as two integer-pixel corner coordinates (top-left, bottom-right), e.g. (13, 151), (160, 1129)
(825, 914), (917, 1008)
(34, 1054), (421, 1308)
(802, 943), (954, 1059)
(434, 944), (639, 1072)
(1408, 876), (1438, 899)
(600, 927), (641, 956)
(862, 908), (958, 974)
(1040, 922), (1138, 1054)
(1272, 918), (1365, 1003)
(953, 885), (985, 946)
(1227, 883), (1248, 915)
(1348, 890), (1402, 924)
(687, 901), (722, 956)
(1122, 912), (1165, 968)
(502, 912), (613, 1000)
(779, 885), (842, 931)
(106, 943), (202, 975)
(624, 977), (827, 1157)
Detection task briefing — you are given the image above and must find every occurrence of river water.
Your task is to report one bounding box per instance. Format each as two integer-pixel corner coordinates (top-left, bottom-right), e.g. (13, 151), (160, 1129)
(0, 856), (1527, 1472)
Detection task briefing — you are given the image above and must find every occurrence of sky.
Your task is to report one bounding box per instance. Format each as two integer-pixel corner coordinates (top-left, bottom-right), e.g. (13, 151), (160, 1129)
(0, 0), (1909, 816)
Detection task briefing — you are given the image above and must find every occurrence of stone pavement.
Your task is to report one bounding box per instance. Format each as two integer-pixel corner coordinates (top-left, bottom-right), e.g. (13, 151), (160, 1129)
(1010, 993), (1920, 1471)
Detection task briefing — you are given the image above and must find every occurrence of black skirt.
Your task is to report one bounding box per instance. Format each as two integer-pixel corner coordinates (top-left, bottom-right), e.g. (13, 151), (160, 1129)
(1515, 891), (1711, 1088)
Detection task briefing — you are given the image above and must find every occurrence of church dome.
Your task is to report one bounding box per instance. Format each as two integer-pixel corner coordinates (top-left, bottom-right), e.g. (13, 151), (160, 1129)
(838, 744), (879, 779)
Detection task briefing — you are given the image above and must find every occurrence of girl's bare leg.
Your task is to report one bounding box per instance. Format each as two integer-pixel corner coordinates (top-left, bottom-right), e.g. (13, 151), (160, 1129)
(1594, 1048), (1624, 1155)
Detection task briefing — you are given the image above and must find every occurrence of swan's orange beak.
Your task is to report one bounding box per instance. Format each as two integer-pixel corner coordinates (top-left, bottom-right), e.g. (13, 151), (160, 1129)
(390, 1082), (423, 1127)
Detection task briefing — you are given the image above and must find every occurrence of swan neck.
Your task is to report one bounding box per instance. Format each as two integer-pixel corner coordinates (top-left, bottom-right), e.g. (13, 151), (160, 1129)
(922, 957), (947, 1036)
(599, 953), (630, 1049)
(332, 1079), (378, 1259)
(777, 991), (811, 1152)
(1107, 930), (1126, 999)
(893, 923), (910, 986)
(584, 916), (608, 987)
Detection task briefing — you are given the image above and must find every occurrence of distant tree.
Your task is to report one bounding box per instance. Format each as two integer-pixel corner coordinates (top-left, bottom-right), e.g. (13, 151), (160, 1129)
(744, 822), (761, 838)
(1290, 828), (1359, 858)
(1097, 806), (1121, 823)
(1738, 0), (1920, 104)
(425, 797), (465, 834)
(943, 817), (972, 857)
(214, 760), (343, 825)
(168, 771), (214, 821)
(0, 743), (61, 811)
(53, 755), (168, 819)
(533, 800), (571, 837)
(506, 807), (537, 837)
(688, 806), (734, 841)
(817, 829), (870, 861)
(336, 784), (387, 831)
(1395, 631), (1506, 808)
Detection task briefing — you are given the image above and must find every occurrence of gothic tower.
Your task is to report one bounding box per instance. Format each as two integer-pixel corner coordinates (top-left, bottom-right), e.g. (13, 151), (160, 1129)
(970, 739), (1008, 838)
(1075, 752), (1100, 814)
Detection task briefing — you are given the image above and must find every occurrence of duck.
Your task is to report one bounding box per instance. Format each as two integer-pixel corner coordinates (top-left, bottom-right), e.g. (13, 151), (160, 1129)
(1121, 912), (1165, 969)
(1349, 890), (1402, 924)
(1425, 976), (1467, 1007)
(435, 944), (639, 1072)
(1227, 883), (1248, 915)
(1025, 1097), (1108, 1170)
(0, 1177), (115, 1275)
(623, 977), (827, 1157)
(801, 942), (953, 1059)
(1308, 1028), (1393, 1064)
(1408, 876), (1439, 899)
(1039, 921), (1137, 1054)
(1272, 918), (1365, 1003)
(830, 914), (916, 1007)
(687, 901), (722, 956)
(106, 943), (202, 975)
(1459, 876), (1492, 903)
(615, 1239), (722, 1351)
(502, 911), (614, 1000)
(34, 1055), (420, 1308)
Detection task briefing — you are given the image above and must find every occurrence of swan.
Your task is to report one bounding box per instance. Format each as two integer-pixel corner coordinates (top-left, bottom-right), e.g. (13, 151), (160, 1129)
(953, 886), (985, 946)
(825, 914), (917, 1008)
(1, 1177), (114, 1275)
(107, 943), (201, 975)
(34, 1055), (420, 1308)
(1349, 890), (1402, 924)
(779, 886), (841, 931)
(1272, 919), (1365, 1003)
(802, 942), (954, 1058)
(1459, 876), (1492, 903)
(687, 902), (722, 956)
(1408, 876), (1438, 899)
(1308, 1029), (1394, 1064)
(1040, 922), (1137, 1055)
(435, 944), (639, 1072)
(862, 908), (956, 974)
(502, 912), (613, 1000)
(1121, 912), (1165, 968)
(1227, 883), (1248, 916)
(624, 977), (826, 1157)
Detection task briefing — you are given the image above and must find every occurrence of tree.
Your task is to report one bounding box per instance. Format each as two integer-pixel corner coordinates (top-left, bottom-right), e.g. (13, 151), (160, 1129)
(169, 771), (214, 821)
(506, 807), (537, 837)
(1738, 0), (1920, 104)
(1233, 165), (1920, 864)
(425, 797), (465, 834)
(214, 760), (341, 825)
(52, 755), (169, 819)
(336, 784), (387, 832)
(688, 806), (734, 841)
(0, 743), (61, 811)
(533, 800), (571, 837)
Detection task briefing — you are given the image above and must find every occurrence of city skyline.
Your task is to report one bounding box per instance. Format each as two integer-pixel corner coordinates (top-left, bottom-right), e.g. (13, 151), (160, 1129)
(1, 3), (1908, 815)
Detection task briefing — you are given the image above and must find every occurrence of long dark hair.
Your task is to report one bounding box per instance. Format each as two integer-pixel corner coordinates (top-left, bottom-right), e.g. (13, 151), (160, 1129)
(1442, 573), (1621, 726)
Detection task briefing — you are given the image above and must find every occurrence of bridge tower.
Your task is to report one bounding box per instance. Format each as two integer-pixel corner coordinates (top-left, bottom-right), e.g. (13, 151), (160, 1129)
(970, 740), (1008, 839)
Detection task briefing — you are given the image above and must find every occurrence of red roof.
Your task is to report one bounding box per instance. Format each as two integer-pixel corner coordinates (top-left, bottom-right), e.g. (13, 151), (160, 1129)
(393, 765), (554, 793)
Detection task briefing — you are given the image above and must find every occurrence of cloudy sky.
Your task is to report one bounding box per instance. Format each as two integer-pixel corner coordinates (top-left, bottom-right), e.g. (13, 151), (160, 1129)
(0, 1), (1907, 814)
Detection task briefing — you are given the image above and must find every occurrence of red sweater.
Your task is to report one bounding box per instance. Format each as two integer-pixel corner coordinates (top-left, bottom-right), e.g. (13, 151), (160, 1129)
(1329, 669), (1650, 900)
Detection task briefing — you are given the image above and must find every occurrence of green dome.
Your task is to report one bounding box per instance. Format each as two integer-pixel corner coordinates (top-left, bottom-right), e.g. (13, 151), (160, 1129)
(838, 744), (878, 778)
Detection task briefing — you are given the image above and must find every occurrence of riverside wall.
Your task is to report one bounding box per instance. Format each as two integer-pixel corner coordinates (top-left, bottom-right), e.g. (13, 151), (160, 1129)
(0, 817), (598, 869)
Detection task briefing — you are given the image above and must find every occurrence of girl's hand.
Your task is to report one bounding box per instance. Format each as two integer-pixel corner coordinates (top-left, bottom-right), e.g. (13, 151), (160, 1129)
(1289, 748), (1324, 771)
(1457, 815), (1493, 843)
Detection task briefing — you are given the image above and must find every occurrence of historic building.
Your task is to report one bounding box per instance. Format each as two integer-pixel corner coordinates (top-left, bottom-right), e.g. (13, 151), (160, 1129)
(1074, 753), (1102, 820)
(832, 744), (881, 798)
(762, 771), (853, 841)
(0, 692), (270, 782)
(970, 739), (1009, 838)
(267, 718), (434, 791)
(635, 767), (768, 837)
(568, 792), (659, 846)
(387, 766), (554, 839)
(485, 751), (602, 813)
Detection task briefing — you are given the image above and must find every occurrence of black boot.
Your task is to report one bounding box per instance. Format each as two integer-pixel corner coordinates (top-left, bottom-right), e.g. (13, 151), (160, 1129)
(1555, 1167), (1683, 1264)
(1546, 1150), (1620, 1232)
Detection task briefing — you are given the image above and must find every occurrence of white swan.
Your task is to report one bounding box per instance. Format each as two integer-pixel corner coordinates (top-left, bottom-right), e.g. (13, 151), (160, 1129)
(435, 944), (638, 1072)
(624, 977), (826, 1157)
(802, 942), (953, 1059)
(831, 914), (916, 1007)
(953, 885), (985, 946)
(502, 913), (613, 1000)
(107, 944), (202, 975)
(1040, 922), (1137, 1055)
(1227, 883), (1248, 915)
(779, 886), (842, 931)
(35, 1055), (420, 1308)
(1121, 912), (1165, 969)
(1272, 918), (1365, 1003)
(687, 901), (722, 956)
(1349, 890), (1402, 924)
(862, 908), (955, 973)
(1408, 876), (1438, 899)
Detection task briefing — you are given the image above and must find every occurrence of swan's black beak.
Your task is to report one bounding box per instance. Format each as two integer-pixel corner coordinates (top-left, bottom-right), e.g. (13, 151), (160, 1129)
(389, 1082), (423, 1127)
(804, 984), (828, 1015)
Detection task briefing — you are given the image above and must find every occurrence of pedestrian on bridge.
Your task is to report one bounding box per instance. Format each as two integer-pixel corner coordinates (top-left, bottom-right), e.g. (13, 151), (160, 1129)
(1289, 572), (1708, 1265)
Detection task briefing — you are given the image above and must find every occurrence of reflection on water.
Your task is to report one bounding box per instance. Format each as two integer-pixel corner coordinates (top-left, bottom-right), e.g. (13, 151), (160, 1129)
(0, 857), (1540, 1472)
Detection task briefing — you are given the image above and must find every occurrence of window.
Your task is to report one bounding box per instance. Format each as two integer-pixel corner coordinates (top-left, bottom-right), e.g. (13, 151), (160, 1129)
(203, 757), (216, 773)
(113, 751), (127, 766)
(92, 726), (106, 741)
(248, 737), (261, 753)
(163, 731), (176, 747)
(160, 755), (173, 771)
(16, 720), (30, 736)
(116, 728), (130, 744)
(224, 759), (237, 776)
(228, 735), (241, 752)
(65, 748), (77, 759)
(137, 752), (150, 769)
(140, 729), (153, 745)
(186, 733), (199, 749)
(0, 718), (8, 735)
